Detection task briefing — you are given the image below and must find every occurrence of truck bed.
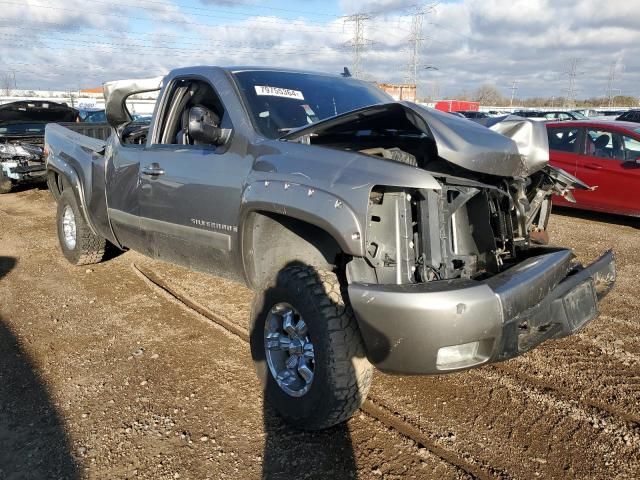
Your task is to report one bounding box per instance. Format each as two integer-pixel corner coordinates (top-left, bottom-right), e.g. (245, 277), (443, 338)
(48, 123), (108, 153)
(61, 122), (112, 141)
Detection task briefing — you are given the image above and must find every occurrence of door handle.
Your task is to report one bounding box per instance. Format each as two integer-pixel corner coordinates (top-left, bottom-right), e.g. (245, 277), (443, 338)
(584, 163), (603, 170)
(142, 163), (165, 176)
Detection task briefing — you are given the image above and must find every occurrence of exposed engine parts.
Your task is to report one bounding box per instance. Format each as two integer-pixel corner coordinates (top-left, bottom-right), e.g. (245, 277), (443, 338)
(0, 141), (44, 161)
(362, 164), (586, 285)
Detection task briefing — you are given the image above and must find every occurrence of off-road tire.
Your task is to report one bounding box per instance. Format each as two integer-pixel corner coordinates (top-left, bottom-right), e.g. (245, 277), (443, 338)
(250, 266), (373, 431)
(56, 189), (107, 265)
(0, 168), (12, 194)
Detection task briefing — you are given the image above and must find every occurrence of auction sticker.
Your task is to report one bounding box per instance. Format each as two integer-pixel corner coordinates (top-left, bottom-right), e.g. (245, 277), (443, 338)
(255, 85), (304, 100)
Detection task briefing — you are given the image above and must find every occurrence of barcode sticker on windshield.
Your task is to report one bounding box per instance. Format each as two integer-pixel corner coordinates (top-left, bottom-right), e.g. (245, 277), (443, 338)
(255, 86), (304, 100)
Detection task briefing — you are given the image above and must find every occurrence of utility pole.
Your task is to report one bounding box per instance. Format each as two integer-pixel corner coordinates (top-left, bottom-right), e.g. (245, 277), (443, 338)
(564, 57), (582, 108)
(509, 80), (518, 107)
(344, 13), (371, 79)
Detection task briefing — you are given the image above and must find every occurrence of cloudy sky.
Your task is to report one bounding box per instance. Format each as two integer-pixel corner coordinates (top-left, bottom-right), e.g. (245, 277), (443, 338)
(2, 0), (638, 100)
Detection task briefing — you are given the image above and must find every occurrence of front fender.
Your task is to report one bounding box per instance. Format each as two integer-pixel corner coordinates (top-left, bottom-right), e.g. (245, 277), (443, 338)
(240, 179), (365, 256)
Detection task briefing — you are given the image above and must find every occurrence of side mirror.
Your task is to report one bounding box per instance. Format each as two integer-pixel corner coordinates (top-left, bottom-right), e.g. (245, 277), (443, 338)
(187, 106), (229, 146)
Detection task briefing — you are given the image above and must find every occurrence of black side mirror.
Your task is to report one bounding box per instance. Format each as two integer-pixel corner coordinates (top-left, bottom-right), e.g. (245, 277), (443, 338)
(187, 106), (228, 146)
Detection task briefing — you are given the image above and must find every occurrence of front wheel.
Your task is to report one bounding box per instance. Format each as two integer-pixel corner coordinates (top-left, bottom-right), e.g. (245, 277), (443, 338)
(250, 266), (373, 431)
(56, 189), (107, 265)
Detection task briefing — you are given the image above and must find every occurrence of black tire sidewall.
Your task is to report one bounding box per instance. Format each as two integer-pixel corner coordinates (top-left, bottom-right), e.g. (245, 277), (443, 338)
(250, 270), (348, 429)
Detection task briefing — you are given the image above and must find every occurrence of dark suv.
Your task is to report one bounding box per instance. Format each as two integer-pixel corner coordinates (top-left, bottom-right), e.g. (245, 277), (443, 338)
(616, 110), (640, 123)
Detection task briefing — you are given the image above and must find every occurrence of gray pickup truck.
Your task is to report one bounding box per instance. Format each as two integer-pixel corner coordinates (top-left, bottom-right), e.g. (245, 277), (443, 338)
(44, 66), (616, 430)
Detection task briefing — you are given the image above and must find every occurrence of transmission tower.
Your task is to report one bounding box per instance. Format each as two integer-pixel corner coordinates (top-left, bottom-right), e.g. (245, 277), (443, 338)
(563, 58), (582, 108)
(606, 59), (623, 107)
(405, 4), (436, 97)
(509, 80), (519, 107)
(345, 13), (371, 79)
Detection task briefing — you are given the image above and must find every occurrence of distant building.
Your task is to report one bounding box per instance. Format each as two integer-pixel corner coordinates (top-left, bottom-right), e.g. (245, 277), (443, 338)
(378, 83), (416, 102)
(80, 87), (105, 96)
(434, 100), (480, 112)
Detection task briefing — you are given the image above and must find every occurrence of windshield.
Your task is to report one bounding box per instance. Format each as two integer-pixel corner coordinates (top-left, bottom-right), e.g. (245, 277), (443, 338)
(232, 70), (391, 139)
(0, 123), (46, 135)
(571, 111), (588, 119)
(83, 110), (107, 123)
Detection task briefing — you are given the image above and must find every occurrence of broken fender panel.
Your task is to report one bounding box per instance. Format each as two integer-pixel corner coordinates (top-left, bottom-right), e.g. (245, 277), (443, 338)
(283, 102), (549, 178)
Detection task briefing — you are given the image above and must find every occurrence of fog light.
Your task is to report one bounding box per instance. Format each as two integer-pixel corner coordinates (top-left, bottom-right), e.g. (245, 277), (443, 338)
(436, 341), (480, 369)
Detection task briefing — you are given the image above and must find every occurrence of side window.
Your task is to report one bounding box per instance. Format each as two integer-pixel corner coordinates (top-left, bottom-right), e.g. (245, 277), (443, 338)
(154, 78), (227, 147)
(584, 129), (623, 160)
(547, 127), (579, 152)
(623, 135), (640, 161)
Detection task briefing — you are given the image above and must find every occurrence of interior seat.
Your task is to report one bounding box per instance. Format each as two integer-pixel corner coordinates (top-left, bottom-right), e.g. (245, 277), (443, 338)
(594, 134), (611, 158)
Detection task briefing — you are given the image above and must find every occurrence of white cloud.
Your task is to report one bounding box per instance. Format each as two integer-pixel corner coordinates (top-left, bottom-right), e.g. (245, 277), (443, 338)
(1, 0), (638, 101)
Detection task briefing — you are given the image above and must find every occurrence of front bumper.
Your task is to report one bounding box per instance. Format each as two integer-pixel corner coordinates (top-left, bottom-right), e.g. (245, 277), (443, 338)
(348, 248), (615, 374)
(2, 161), (46, 181)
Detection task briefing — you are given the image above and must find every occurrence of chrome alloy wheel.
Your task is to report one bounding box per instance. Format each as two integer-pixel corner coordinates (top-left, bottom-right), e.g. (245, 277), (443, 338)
(264, 303), (315, 397)
(62, 205), (77, 250)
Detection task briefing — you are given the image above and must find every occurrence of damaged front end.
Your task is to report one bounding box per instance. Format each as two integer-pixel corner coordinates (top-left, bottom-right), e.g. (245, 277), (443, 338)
(0, 138), (47, 182)
(284, 102), (616, 374)
(0, 101), (78, 190)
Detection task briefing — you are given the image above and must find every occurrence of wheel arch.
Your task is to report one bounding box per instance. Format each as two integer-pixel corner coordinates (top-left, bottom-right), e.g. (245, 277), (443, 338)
(240, 210), (345, 290)
(46, 160), (99, 236)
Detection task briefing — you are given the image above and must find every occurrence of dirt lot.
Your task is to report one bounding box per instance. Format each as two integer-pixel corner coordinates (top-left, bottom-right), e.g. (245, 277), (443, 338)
(1, 186), (639, 479)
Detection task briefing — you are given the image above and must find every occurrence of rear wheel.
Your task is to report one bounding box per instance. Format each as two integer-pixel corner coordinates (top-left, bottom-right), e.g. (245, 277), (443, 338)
(0, 168), (12, 194)
(250, 266), (373, 430)
(56, 189), (107, 265)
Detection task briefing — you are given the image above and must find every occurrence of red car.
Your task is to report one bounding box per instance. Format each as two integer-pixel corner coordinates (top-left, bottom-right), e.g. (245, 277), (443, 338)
(546, 120), (640, 216)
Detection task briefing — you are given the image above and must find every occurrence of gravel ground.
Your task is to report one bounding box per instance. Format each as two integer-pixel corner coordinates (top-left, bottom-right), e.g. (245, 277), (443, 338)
(0, 187), (638, 479)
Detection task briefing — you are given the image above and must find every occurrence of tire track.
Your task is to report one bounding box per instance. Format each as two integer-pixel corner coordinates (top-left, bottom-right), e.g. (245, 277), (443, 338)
(132, 262), (498, 480)
(489, 363), (640, 425)
(475, 368), (640, 447)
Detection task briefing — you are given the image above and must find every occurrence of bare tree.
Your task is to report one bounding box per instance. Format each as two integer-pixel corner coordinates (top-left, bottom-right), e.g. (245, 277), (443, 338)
(473, 84), (506, 106)
(0, 72), (14, 96)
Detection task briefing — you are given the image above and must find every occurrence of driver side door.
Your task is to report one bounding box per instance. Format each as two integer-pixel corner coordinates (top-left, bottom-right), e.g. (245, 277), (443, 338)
(136, 76), (252, 277)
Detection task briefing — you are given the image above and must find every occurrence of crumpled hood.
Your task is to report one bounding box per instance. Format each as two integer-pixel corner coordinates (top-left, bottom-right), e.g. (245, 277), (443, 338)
(283, 102), (549, 178)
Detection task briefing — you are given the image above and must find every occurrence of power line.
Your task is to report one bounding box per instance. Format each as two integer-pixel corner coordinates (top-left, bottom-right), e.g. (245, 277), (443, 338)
(344, 14), (372, 79)
(120, 0), (342, 19)
(0, 1), (350, 35)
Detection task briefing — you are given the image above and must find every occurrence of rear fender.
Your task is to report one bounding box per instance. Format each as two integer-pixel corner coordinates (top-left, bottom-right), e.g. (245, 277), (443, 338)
(46, 152), (99, 236)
